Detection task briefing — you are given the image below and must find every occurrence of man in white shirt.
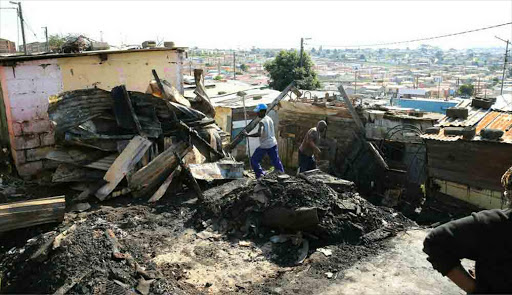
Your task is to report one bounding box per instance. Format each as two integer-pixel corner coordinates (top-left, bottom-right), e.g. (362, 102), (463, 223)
(244, 103), (284, 178)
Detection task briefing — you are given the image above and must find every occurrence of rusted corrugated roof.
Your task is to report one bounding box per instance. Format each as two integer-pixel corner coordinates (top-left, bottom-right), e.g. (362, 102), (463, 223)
(436, 99), (491, 127)
(422, 110), (512, 144)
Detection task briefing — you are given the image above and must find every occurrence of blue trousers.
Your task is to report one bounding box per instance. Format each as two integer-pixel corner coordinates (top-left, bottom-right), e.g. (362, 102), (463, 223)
(251, 145), (284, 178)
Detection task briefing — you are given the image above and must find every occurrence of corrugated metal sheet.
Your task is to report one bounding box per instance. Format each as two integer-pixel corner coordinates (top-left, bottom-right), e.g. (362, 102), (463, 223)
(436, 100), (491, 127)
(422, 110), (512, 144)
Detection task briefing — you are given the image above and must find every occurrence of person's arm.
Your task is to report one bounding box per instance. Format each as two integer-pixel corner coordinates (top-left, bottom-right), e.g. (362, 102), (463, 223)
(244, 122), (263, 138)
(423, 210), (503, 293)
(446, 265), (476, 293)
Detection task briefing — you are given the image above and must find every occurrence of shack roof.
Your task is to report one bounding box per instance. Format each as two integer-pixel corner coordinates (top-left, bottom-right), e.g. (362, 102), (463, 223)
(211, 88), (282, 109)
(0, 47), (187, 65)
(422, 95), (512, 144)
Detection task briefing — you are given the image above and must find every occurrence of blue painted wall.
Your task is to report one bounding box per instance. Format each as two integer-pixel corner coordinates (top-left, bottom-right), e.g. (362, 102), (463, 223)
(393, 98), (458, 114)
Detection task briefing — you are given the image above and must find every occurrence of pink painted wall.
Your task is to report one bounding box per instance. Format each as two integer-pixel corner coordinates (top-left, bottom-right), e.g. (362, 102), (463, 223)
(0, 59), (62, 176)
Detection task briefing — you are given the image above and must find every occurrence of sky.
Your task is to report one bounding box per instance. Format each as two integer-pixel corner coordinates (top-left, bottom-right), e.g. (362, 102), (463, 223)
(0, 0), (511, 50)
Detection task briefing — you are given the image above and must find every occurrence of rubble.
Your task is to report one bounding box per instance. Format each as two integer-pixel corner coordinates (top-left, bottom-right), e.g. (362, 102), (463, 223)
(198, 170), (414, 266)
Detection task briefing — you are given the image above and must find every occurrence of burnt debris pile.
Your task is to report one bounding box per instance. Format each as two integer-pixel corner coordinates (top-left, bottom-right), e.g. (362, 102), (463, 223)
(0, 204), (198, 294)
(200, 170), (414, 245)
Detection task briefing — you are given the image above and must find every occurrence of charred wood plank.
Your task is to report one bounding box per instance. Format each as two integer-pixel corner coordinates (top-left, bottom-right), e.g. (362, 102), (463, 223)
(338, 85), (389, 170)
(52, 164), (105, 182)
(0, 196), (65, 232)
(175, 151), (204, 202)
(148, 166), (181, 203)
(95, 135), (153, 200)
(112, 85), (143, 134)
(129, 141), (192, 198)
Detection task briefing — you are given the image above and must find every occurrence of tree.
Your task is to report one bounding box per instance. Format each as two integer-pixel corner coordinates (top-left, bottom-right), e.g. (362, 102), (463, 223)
(214, 75), (222, 81)
(457, 84), (474, 97)
(264, 50), (321, 91)
(240, 63), (249, 72)
(48, 34), (66, 52)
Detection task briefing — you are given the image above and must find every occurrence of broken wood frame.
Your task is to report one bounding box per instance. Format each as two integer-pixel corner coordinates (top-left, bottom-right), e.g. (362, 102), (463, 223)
(226, 82), (295, 152)
(337, 85), (389, 170)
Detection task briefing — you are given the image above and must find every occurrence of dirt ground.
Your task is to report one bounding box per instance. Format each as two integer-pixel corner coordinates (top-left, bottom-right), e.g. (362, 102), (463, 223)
(0, 171), (474, 294)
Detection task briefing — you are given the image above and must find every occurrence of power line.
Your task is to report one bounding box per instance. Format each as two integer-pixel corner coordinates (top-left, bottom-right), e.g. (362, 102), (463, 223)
(23, 18), (38, 39)
(311, 22), (512, 48)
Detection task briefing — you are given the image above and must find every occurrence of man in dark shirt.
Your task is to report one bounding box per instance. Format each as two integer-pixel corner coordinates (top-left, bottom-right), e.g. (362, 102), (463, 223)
(424, 168), (512, 293)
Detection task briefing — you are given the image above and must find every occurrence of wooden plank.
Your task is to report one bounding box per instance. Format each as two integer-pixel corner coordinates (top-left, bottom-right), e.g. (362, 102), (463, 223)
(0, 196), (65, 232)
(148, 166), (181, 203)
(46, 149), (117, 171)
(129, 141), (192, 197)
(338, 85), (389, 170)
(176, 120), (224, 159)
(52, 164), (105, 183)
(95, 136), (153, 200)
(175, 151), (204, 202)
(226, 82), (295, 152)
(162, 80), (191, 107)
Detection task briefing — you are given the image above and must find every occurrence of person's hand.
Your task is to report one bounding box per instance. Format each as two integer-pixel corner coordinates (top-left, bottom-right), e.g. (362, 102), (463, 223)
(242, 130), (248, 137)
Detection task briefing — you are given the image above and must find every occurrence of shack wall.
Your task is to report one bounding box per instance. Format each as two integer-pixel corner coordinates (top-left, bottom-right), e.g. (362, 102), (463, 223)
(277, 101), (356, 171)
(426, 139), (512, 194)
(433, 178), (505, 209)
(0, 50), (184, 176)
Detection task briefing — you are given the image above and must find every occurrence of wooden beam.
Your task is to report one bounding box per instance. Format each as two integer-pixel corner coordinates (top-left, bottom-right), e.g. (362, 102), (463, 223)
(337, 85), (389, 170)
(0, 196), (65, 232)
(129, 141), (192, 197)
(95, 135), (153, 200)
(226, 82), (294, 152)
(175, 151), (204, 202)
(176, 120), (224, 159)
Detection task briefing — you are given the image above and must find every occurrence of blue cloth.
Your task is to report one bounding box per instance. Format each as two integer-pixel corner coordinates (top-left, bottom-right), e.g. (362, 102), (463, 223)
(251, 145), (284, 178)
(298, 150), (316, 173)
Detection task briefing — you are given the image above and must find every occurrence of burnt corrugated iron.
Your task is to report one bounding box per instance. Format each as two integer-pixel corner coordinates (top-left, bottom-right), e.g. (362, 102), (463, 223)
(422, 110), (512, 144)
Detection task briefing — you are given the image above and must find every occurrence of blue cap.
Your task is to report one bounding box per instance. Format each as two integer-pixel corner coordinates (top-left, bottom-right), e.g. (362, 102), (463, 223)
(253, 103), (268, 112)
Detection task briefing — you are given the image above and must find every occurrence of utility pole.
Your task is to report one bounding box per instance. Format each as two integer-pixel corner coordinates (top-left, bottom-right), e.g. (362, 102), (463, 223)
(299, 38), (304, 68)
(10, 1), (26, 54)
(299, 37), (311, 68)
(189, 60), (192, 76)
(42, 26), (48, 52)
(233, 51), (236, 80)
(354, 70), (357, 94)
(496, 36), (510, 95)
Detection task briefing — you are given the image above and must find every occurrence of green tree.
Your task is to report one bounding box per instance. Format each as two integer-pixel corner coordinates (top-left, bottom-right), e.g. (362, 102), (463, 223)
(457, 84), (474, 97)
(48, 34), (66, 52)
(214, 75), (222, 81)
(263, 50), (320, 91)
(240, 63), (249, 72)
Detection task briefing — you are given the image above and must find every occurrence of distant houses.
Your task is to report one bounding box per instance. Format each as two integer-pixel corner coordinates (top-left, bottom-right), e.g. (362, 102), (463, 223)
(0, 38), (16, 54)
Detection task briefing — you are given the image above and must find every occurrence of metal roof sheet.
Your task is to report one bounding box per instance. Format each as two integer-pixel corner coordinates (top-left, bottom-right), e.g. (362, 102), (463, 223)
(422, 110), (512, 144)
(436, 99), (491, 127)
